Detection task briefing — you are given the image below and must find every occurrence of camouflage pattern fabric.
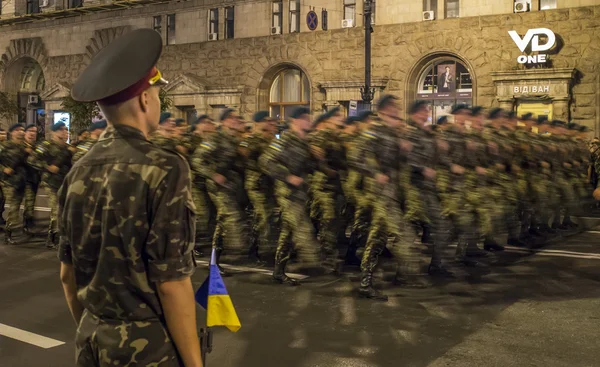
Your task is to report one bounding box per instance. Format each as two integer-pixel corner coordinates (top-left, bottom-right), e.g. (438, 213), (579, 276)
(3, 185), (24, 231)
(149, 132), (178, 152)
(58, 124), (195, 365)
(259, 131), (321, 267)
(72, 138), (97, 164)
(189, 137), (216, 247)
(0, 140), (28, 231)
(23, 141), (40, 220)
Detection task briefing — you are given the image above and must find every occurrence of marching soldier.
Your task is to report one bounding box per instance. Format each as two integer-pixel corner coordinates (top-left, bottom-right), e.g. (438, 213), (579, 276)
(198, 108), (249, 274)
(259, 107), (322, 285)
(240, 111), (278, 263)
(1, 124), (28, 244)
(150, 112), (178, 150)
(23, 124), (41, 235)
(0, 128), (6, 228)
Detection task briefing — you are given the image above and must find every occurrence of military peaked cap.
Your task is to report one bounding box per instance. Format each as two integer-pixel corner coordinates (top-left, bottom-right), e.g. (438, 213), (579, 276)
(253, 111), (270, 123)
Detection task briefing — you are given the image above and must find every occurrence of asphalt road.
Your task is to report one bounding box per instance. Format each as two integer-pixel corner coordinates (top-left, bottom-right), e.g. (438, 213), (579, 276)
(1, 201), (599, 367)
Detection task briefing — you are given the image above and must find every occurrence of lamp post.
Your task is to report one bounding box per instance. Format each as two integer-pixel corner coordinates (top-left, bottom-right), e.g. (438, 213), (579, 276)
(360, 0), (375, 111)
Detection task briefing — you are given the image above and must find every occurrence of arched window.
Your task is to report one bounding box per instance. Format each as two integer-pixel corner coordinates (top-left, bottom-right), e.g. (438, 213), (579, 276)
(414, 56), (473, 124)
(20, 59), (45, 91)
(269, 68), (310, 121)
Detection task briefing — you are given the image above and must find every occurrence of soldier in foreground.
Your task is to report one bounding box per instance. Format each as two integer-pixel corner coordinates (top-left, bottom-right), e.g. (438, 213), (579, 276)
(58, 29), (202, 367)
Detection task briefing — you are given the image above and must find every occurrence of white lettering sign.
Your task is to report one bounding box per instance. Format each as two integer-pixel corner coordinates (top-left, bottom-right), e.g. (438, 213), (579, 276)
(508, 28), (556, 65)
(513, 86), (550, 94)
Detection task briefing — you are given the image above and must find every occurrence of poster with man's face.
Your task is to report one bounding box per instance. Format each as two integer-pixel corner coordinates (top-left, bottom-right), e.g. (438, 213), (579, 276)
(437, 64), (456, 95)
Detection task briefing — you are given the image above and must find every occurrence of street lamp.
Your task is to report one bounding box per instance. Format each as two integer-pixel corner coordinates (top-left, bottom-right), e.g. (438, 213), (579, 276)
(360, 0), (375, 111)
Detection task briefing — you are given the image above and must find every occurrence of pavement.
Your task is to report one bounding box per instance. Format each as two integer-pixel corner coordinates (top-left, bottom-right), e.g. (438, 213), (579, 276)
(1, 197), (600, 367)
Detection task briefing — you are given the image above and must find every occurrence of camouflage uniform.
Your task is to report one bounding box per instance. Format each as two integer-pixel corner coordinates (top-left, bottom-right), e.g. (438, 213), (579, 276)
(23, 140), (40, 230)
(30, 139), (73, 246)
(150, 132), (178, 151)
(189, 135), (217, 252)
(198, 129), (249, 266)
(308, 129), (346, 265)
(0, 140), (28, 237)
(72, 138), (97, 164)
(58, 125), (196, 366)
(259, 131), (321, 284)
(241, 132), (276, 258)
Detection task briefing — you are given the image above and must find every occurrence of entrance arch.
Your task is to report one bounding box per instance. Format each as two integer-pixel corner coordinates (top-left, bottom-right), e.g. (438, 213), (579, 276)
(4, 57), (46, 94)
(406, 52), (476, 123)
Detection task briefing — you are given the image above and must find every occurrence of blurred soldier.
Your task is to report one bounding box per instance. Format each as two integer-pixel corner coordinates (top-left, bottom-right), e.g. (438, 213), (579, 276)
(259, 107), (322, 285)
(72, 120), (107, 164)
(406, 101), (454, 277)
(74, 129), (90, 147)
(150, 112), (177, 151)
(309, 107), (346, 271)
(0, 128), (6, 228)
(199, 108), (249, 274)
(60, 29), (201, 367)
(189, 115), (218, 257)
(240, 111), (278, 263)
(1, 124), (28, 244)
(23, 124), (41, 235)
(32, 122), (74, 249)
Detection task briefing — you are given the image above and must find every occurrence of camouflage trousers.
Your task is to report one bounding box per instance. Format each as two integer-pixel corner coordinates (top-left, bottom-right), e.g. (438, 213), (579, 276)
(552, 173), (576, 223)
(0, 184), (5, 223)
(352, 190), (373, 237)
(207, 183), (248, 256)
(75, 310), (183, 367)
(311, 188), (343, 262)
(24, 181), (39, 220)
(246, 187), (275, 254)
(3, 184), (24, 232)
(191, 185), (215, 247)
(275, 195), (320, 267)
(46, 185), (59, 234)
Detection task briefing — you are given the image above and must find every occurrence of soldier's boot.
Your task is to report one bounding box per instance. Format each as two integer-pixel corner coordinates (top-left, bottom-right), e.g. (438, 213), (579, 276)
(4, 229), (16, 245)
(507, 237), (528, 247)
(483, 237), (505, 252)
(344, 232), (362, 266)
(45, 231), (57, 250)
(23, 217), (31, 235)
(465, 243), (489, 258)
(272, 260), (299, 286)
(562, 216), (579, 229)
(248, 230), (266, 267)
(358, 272), (388, 301)
(420, 223), (432, 245)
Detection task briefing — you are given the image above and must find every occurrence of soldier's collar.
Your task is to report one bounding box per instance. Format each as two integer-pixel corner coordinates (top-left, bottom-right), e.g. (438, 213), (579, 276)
(99, 124), (147, 142)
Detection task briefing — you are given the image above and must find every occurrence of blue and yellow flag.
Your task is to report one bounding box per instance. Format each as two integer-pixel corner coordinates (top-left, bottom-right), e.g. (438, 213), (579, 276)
(195, 249), (241, 332)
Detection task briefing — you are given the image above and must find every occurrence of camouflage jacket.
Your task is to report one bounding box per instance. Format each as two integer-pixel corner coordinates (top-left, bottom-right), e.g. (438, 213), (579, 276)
(406, 121), (438, 190)
(57, 124), (196, 322)
(150, 132), (178, 152)
(308, 129), (347, 191)
(240, 133), (274, 192)
(259, 130), (316, 202)
(0, 140), (28, 189)
(197, 129), (245, 191)
(31, 140), (74, 191)
(24, 140), (41, 184)
(72, 138), (98, 165)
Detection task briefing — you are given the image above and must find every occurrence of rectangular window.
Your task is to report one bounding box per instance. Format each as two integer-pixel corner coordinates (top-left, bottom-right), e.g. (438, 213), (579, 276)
(343, 0), (356, 23)
(68, 0), (83, 8)
(272, 1), (283, 29)
(26, 0), (40, 14)
(209, 8), (219, 38)
(166, 14), (176, 45)
(225, 6), (235, 39)
(153, 15), (162, 35)
(423, 0), (437, 12)
(289, 0), (300, 33)
(539, 0), (556, 10)
(445, 0), (459, 18)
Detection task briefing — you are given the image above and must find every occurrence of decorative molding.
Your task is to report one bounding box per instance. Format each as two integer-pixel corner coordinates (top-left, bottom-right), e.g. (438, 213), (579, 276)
(0, 37), (48, 75)
(85, 26), (131, 61)
(163, 73), (208, 94)
(40, 81), (71, 100)
(490, 68), (577, 83)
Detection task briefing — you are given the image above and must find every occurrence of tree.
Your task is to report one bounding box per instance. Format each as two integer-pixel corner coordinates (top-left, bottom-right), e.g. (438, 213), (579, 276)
(60, 95), (101, 133)
(160, 88), (173, 112)
(0, 91), (20, 123)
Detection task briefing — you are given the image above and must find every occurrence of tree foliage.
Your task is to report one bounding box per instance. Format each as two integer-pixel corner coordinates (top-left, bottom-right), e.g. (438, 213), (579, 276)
(61, 95), (101, 133)
(0, 91), (20, 122)
(160, 88), (173, 112)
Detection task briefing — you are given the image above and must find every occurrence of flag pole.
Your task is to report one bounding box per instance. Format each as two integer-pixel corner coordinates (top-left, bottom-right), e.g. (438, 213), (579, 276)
(199, 327), (213, 366)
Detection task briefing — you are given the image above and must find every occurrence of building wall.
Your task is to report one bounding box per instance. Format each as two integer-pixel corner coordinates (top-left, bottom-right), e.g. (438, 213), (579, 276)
(0, 2), (598, 132)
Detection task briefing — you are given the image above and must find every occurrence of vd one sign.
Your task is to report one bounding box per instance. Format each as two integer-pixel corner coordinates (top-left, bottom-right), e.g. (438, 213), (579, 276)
(508, 28), (556, 64)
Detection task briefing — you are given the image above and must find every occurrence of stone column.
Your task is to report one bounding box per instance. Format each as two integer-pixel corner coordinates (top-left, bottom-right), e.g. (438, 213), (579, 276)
(552, 98), (569, 121)
(498, 98), (514, 111)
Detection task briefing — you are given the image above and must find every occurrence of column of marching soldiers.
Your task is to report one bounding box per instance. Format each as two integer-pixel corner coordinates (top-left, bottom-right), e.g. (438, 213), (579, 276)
(1, 94), (599, 302)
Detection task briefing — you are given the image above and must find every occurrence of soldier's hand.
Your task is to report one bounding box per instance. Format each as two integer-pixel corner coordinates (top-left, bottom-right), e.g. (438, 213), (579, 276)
(286, 175), (304, 187)
(450, 164), (465, 175)
(399, 139), (413, 152)
(212, 173), (226, 186)
(375, 173), (389, 185)
(495, 163), (506, 171)
(3, 167), (13, 175)
(541, 161), (550, 169)
(310, 146), (325, 160)
(476, 166), (487, 175)
(594, 188), (600, 201)
(48, 165), (60, 174)
(436, 140), (449, 152)
(423, 167), (436, 180)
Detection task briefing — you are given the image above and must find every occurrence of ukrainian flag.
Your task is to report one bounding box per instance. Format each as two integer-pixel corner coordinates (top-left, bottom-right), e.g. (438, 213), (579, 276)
(195, 249), (241, 332)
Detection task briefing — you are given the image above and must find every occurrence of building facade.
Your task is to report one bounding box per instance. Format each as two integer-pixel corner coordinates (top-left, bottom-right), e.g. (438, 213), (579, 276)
(0, 0), (598, 134)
